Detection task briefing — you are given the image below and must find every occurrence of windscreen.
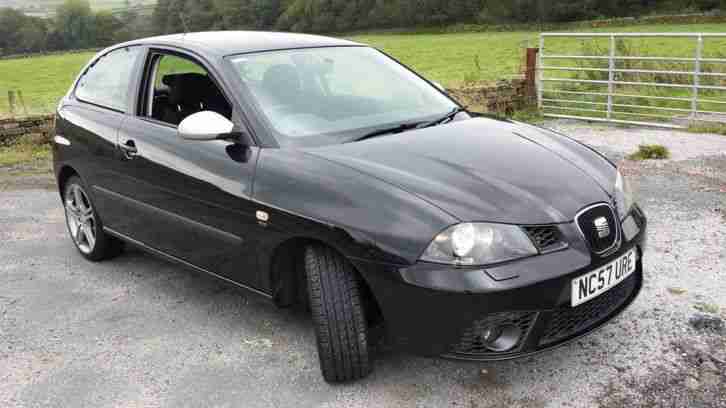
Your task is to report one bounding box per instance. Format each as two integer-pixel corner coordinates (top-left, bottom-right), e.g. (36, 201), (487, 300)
(229, 46), (456, 147)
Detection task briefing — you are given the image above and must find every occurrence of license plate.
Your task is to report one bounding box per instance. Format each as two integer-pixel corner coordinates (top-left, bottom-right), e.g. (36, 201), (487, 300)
(571, 249), (637, 307)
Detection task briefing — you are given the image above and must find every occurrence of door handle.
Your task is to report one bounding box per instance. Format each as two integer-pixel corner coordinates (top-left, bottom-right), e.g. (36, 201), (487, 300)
(119, 140), (138, 159)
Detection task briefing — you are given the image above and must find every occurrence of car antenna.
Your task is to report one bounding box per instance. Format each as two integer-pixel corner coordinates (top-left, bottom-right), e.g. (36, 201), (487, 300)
(179, 12), (190, 36)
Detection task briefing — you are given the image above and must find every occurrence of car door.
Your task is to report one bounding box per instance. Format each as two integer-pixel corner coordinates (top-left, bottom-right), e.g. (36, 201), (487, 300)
(100, 48), (265, 291)
(59, 46), (144, 211)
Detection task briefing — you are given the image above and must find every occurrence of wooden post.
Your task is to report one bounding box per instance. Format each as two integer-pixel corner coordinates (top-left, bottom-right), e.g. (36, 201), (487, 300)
(7, 90), (16, 115)
(525, 48), (539, 104)
(607, 35), (616, 121)
(17, 90), (28, 116)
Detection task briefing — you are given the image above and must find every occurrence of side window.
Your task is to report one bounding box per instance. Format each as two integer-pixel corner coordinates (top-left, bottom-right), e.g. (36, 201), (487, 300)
(76, 47), (141, 112)
(145, 54), (232, 126)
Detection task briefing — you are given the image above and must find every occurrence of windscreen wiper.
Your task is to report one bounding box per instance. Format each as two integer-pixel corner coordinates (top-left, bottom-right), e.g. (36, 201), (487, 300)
(352, 122), (423, 142)
(418, 107), (466, 129)
(352, 107), (466, 143)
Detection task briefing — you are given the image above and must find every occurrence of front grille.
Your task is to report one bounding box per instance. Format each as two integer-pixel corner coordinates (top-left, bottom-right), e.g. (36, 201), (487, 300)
(524, 226), (567, 252)
(450, 311), (538, 356)
(576, 204), (620, 255)
(540, 275), (637, 346)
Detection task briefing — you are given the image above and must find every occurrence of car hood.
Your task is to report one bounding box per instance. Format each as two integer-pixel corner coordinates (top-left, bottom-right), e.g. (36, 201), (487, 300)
(305, 117), (616, 224)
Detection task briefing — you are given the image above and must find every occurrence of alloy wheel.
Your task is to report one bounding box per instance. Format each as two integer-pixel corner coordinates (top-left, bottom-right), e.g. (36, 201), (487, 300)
(65, 184), (97, 254)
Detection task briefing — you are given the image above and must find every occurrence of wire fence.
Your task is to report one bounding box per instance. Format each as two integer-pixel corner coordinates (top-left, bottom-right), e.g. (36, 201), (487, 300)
(0, 90), (61, 119)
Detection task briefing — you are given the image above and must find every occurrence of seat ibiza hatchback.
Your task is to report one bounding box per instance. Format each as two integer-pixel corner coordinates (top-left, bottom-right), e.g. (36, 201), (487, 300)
(53, 31), (647, 382)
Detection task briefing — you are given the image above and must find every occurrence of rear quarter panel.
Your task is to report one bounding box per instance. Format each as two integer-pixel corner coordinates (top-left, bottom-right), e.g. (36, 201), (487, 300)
(53, 103), (124, 198)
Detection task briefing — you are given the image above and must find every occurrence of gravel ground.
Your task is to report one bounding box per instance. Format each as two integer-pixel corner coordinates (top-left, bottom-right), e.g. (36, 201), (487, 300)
(1, 121), (725, 407)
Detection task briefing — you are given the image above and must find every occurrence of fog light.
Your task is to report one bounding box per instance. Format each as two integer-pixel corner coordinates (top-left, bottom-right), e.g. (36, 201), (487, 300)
(480, 324), (522, 352)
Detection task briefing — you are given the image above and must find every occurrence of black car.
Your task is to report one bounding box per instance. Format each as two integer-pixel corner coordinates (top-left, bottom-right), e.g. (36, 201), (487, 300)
(53, 31), (647, 383)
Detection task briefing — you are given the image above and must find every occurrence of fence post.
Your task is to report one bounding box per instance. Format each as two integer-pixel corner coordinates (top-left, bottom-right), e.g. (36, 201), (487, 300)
(17, 90), (28, 116)
(607, 35), (616, 120)
(525, 47), (539, 104)
(7, 90), (16, 115)
(537, 34), (544, 110)
(692, 35), (703, 121)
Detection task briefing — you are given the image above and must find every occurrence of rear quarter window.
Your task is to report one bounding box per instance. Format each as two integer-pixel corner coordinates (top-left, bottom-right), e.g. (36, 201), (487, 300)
(75, 47), (142, 112)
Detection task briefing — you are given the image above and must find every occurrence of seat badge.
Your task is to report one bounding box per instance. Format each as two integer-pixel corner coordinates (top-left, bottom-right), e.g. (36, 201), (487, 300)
(256, 211), (269, 222)
(594, 217), (610, 238)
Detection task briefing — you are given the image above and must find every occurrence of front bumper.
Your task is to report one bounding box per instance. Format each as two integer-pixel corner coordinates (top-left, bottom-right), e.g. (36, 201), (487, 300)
(354, 207), (647, 360)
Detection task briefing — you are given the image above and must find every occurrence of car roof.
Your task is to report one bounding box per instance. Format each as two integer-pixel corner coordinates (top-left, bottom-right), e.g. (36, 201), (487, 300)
(123, 31), (364, 58)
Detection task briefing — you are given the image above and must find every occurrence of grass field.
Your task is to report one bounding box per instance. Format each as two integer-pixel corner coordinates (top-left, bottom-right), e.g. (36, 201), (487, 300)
(0, 22), (725, 116)
(354, 23), (726, 84)
(0, 52), (95, 116)
(0, 135), (51, 168)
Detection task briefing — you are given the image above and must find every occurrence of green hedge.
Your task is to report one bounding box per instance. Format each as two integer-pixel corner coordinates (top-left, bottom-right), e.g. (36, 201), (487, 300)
(346, 13), (726, 36)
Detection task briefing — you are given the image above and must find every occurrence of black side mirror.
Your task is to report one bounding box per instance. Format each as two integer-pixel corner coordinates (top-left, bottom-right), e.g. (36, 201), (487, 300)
(234, 129), (255, 147)
(225, 143), (252, 163)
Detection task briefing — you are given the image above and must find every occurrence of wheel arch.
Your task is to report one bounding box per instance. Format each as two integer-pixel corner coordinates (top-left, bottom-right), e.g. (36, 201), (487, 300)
(269, 236), (384, 325)
(56, 165), (80, 198)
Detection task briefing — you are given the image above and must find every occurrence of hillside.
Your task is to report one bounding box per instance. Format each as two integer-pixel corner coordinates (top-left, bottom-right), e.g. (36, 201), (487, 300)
(0, 0), (155, 16)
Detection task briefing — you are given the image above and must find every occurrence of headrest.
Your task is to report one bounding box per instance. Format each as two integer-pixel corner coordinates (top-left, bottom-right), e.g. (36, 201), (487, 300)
(162, 72), (209, 87)
(163, 73), (217, 105)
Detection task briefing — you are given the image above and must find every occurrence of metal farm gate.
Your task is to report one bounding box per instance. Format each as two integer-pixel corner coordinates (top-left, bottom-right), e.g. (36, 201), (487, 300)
(537, 33), (726, 128)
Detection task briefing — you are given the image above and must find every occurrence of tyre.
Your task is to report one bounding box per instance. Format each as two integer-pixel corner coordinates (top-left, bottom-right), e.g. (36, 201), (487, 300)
(304, 244), (372, 383)
(63, 176), (123, 261)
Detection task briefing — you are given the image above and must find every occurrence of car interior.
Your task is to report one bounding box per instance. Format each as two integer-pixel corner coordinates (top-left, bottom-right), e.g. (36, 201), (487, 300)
(147, 56), (232, 126)
(145, 54), (413, 134)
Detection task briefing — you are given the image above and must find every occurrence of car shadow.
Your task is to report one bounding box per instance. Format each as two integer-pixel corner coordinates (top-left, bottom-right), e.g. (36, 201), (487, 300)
(105, 245), (628, 393)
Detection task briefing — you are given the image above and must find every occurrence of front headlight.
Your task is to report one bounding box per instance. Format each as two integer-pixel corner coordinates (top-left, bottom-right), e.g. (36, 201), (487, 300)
(615, 170), (635, 220)
(421, 223), (538, 266)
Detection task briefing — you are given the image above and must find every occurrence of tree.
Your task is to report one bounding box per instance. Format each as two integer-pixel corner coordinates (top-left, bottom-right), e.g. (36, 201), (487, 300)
(0, 8), (49, 55)
(94, 11), (123, 46)
(55, 0), (95, 49)
(337, 1), (359, 31)
(113, 0), (144, 43)
(212, 0), (259, 30)
(45, 30), (66, 51)
(146, 0), (717, 35)
(164, 0), (190, 34)
(186, 0), (217, 31)
(253, 0), (283, 28)
(152, 0), (171, 34)
(17, 20), (48, 53)
(0, 8), (26, 54)
(1, 0), (715, 56)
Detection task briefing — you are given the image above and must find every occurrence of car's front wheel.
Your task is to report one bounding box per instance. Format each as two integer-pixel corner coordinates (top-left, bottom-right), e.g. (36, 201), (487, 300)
(304, 244), (372, 383)
(63, 176), (123, 261)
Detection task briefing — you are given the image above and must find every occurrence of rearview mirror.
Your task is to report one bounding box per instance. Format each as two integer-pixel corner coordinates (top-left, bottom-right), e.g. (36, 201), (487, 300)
(178, 111), (234, 141)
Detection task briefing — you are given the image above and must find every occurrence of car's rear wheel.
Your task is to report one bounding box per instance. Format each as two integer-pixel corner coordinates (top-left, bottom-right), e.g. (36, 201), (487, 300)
(304, 244), (372, 383)
(63, 176), (122, 261)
